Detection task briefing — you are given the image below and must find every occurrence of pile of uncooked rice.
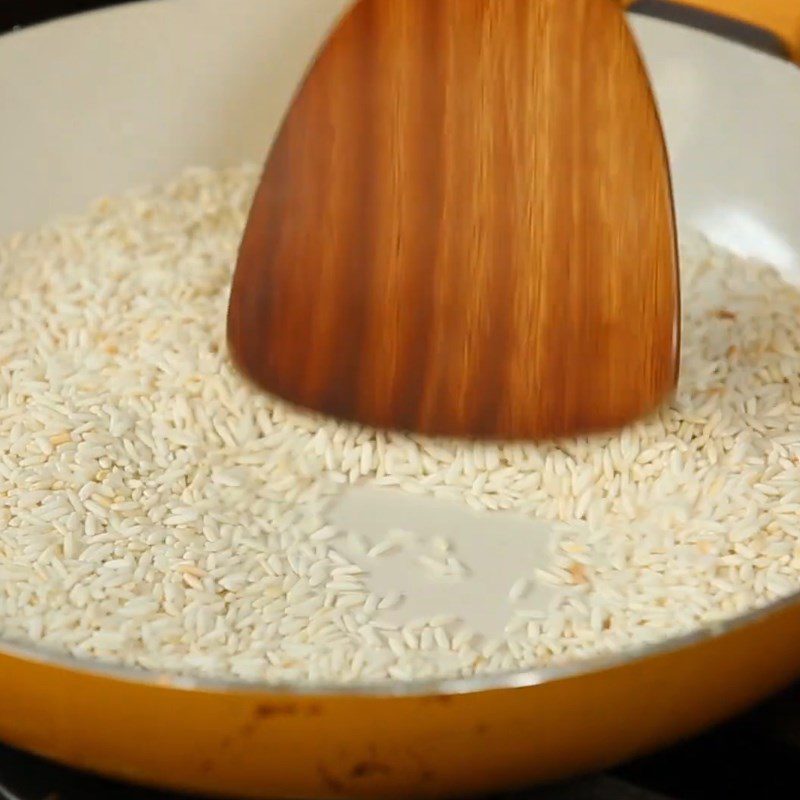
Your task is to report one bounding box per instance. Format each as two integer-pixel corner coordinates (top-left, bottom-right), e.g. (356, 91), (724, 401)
(1, 164), (799, 683)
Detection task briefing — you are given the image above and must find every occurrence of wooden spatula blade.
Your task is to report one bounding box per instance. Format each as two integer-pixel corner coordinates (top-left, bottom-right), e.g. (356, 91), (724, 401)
(228, 0), (679, 440)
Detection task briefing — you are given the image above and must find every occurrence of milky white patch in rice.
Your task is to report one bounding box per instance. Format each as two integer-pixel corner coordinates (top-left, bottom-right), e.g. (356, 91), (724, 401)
(1, 165), (800, 684)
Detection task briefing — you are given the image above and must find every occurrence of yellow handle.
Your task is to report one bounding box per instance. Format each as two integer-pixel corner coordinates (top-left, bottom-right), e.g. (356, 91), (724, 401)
(623, 0), (800, 64)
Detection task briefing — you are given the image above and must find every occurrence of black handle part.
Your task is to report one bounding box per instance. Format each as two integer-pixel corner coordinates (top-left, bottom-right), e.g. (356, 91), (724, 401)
(628, 0), (789, 61)
(0, 0), (144, 35)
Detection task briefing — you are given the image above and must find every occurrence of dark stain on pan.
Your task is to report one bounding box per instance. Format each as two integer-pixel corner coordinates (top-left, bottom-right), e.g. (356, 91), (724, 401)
(199, 759), (215, 774)
(476, 722), (490, 735)
(317, 764), (345, 793)
(255, 702), (298, 718)
(254, 701), (323, 718)
(350, 760), (392, 778)
(424, 694), (454, 705)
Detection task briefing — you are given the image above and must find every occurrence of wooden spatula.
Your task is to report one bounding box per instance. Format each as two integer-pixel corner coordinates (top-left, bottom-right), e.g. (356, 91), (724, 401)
(228, 0), (679, 440)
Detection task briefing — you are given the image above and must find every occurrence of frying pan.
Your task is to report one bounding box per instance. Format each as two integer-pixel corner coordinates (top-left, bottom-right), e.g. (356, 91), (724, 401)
(1, 1), (799, 797)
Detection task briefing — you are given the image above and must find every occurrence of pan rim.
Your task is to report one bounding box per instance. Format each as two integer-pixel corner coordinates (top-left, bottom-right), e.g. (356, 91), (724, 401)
(1, 587), (798, 697)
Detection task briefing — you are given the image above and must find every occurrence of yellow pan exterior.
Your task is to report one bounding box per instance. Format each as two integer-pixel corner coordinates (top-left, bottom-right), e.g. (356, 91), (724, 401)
(2, 599), (800, 799)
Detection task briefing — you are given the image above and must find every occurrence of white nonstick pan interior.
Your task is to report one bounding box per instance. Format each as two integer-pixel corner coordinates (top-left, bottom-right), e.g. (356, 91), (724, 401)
(0, 0), (799, 653)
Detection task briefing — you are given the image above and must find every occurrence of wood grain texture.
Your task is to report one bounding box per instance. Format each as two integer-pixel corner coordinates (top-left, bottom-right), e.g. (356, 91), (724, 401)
(228, 0), (679, 440)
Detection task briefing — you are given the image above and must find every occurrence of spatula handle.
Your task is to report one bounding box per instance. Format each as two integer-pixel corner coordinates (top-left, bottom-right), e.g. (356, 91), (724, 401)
(624, 0), (800, 64)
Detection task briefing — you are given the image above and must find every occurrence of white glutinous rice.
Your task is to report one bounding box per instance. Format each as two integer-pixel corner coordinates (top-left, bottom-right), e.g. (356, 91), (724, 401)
(2, 165), (800, 683)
